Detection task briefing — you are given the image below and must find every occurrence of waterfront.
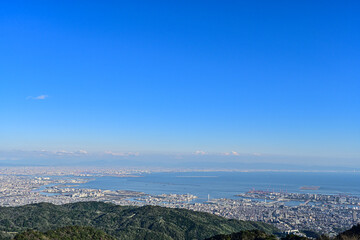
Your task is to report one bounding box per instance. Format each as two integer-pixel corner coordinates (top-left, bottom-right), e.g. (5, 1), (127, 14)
(1, 167), (360, 235)
(79, 171), (360, 202)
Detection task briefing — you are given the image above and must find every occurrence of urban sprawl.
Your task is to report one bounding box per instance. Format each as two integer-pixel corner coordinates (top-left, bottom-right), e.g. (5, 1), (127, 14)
(0, 167), (359, 236)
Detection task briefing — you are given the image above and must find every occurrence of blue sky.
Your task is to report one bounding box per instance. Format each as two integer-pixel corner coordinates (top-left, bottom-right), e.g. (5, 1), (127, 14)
(1, 1), (359, 167)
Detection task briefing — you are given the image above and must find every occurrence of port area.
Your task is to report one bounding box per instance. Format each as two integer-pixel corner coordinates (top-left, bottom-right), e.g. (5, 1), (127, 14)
(236, 189), (360, 207)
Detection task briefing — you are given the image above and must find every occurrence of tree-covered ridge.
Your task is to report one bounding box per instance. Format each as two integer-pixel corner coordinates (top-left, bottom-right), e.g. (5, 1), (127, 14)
(204, 229), (277, 240)
(11, 226), (360, 240)
(0, 201), (278, 240)
(13, 226), (115, 240)
(334, 224), (360, 240)
(204, 224), (360, 240)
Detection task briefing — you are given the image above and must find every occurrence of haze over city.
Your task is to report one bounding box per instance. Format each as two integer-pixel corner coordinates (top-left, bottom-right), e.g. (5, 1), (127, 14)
(1, 1), (359, 169)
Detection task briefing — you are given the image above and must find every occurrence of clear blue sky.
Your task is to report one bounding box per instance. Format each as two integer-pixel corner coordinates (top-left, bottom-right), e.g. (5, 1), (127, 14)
(1, 1), (359, 166)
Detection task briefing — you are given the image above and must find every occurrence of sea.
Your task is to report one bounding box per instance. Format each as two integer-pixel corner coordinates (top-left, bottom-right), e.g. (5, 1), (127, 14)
(78, 171), (360, 202)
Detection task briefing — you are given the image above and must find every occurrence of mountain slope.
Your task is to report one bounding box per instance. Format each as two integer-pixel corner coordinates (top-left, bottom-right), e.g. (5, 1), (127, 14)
(13, 226), (115, 240)
(0, 202), (278, 240)
(335, 224), (360, 240)
(204, 229), (277, 240)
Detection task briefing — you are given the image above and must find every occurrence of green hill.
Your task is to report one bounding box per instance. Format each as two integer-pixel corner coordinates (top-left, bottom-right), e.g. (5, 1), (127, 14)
(334, 224), (360, 240)
(0, 201), (278, 240)
(204, 229), (277, 240)
(204, 224), (360, 240)
(13, 226), (115, 240)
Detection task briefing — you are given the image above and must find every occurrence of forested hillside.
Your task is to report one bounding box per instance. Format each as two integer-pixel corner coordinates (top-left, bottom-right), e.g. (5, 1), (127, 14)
(0, 202), (277, 240)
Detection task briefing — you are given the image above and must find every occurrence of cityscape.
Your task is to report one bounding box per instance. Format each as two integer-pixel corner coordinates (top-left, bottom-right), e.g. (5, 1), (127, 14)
(1, 167), (359, 236)
(1, 1), (359, 239)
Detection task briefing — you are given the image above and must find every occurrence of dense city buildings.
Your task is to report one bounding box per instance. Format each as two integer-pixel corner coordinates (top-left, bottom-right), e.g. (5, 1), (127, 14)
(0, 167), (359, 236)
